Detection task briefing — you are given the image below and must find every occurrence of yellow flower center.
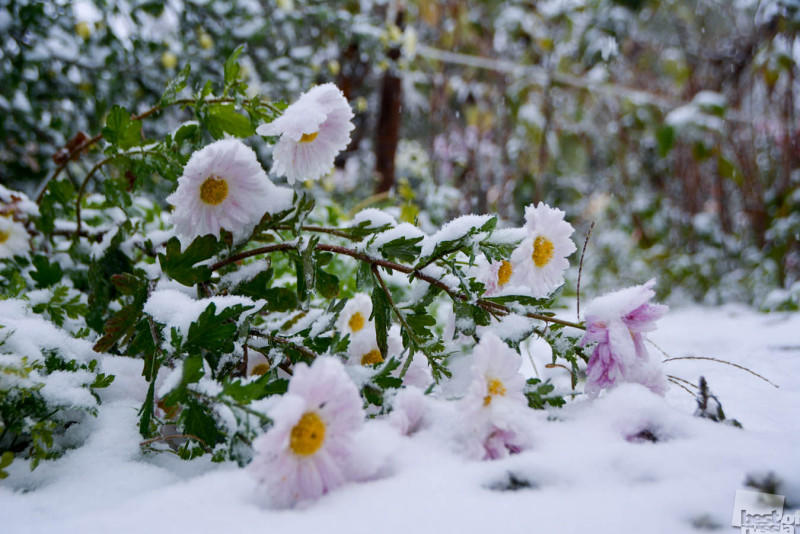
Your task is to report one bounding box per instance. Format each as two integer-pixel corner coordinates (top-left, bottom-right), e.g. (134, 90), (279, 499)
(483, 378), (506, 406)
(0, 230), (9, 244)
(299, 131), (319, 143)
(361, 349), (384, 366)
(289, 412), (326, 456)
(532, 236), (555, 267)
(199, 175), (229, 205)
(250, 363), (270, 376)
(348, 311), (366, 333)
(497, 260), (513, 286)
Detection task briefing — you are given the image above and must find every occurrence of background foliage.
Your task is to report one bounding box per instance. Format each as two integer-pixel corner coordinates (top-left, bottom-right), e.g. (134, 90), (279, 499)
(1, 0), (798, 306)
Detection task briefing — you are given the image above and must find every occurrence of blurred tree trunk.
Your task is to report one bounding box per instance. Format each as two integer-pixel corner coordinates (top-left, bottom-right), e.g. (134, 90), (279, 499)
(375, 8), (405, 194)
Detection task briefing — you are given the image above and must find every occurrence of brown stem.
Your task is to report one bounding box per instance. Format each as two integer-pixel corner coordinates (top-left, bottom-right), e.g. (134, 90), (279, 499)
(248, 330), (319, 361)
(212, 242), (584, 330)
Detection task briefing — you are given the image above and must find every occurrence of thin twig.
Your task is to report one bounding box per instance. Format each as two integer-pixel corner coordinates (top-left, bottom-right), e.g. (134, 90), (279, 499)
(667, 373), (699, 390)
(662, 356), (779, 388)
(576, 221), (595, 320)
(211, 242), (585, 330)
(75, 156), (115, 237)
(667, 377), (696, 397)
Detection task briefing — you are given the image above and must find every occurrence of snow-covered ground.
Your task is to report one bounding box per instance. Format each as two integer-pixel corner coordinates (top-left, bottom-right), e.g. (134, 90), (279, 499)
(2, 305), (798, 534)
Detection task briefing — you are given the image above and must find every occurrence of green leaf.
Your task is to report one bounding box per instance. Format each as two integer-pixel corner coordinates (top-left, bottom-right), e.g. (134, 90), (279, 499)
(90, 373), (115, 389)
(206, 104), (254, 139)
(232, 269), (274, 299)
(161, 63), (191, 106)
(223, 375), (287, 403)
(180, 400), (224, 446)
(656, 126), (675, 158)
(315, 267), (340, 299)
(92, 303), (141, 353)
(185, 302), (252, 355)
(415, 216), (497, 269)
(30, 255), (63, 288)
(102, 105), (142, 149)
(370, 286), (391, 358)
(158, 235), (219, 286)
(224, 45), (245, 87)
(262, 287), (299, 312)
(379, 235), (424, 263)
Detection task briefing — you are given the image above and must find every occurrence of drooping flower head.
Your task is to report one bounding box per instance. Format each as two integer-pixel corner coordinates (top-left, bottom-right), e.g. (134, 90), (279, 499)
(249, 357), (364, 508)
(475, 255), (515, 296)
(581, 279), (669, 397)
(461, 333), (529, 460)
(510, 202), (576, 297)
(257, 83), (354, 184)
(347, 329), (384, 367)
(466, 332), (527, 410)
(167, 139), (289, 242)
(0, 216), (29, 259)
(336, 293), (373, 338)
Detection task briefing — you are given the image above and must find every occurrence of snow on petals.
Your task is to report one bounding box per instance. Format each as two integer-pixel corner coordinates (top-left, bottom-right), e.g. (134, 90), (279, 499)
(510, 202), (576, 297)
(166, 139), (290, 242)
(0, 216), (30, 259)
(257, 83), (354, 184)
(336, 293), (373, 339)
(580, 279), (669, 397)
(249, 357), (364, 508)
(462, 332), (529, 460)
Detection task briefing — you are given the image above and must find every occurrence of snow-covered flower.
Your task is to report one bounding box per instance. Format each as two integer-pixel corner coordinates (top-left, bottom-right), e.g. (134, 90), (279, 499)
(389, 386), (428, 436)
(0, 216), (29, 259)
(510, 202), (576, 297)
(580, 279), (669, 397)
(347, 329), (384, 366)
(336, 293), (373, 338)
(166, 139), (282, 242)
(249, 357), (364, 508)
(247, 351), (271, 377)
(461, 332), (529, 460)
(465, 332), (527, 410)
(475, 255), (514, 296)
(257, 83), (354, 184)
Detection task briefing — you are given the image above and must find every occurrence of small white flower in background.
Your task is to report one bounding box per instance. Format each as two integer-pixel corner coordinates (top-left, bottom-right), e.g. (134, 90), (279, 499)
(0, 216), (29, 259)
(167, 139), (282, 242)
(336, 292), (373, 338)
(257, 83), (354, 184)
(475, 255), (515, 296)
(510, 202), (576, 297)
(347, 329), (385, 367)
(249, 357), (364, 508)
(246, 351), (271, 377)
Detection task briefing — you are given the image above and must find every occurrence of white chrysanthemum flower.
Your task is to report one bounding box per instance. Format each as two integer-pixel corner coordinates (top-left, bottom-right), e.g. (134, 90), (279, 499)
(461, 332), (529, 460)
(510, 202), (576, 297)
(249, 357), (364, 508)
(465, 332), (527, 411)
(167, 139), (289, 242)
(247, 351), (271, 377)
(475, 255), (515, 296)
(0, 217), (29, 259)
(257, 83), (354, 184)
(347, 329), (384, 367)
(336, 293), (373, 338)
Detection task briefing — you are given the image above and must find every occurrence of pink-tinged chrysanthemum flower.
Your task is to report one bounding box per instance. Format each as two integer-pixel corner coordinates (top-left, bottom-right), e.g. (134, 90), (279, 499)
(475, 255), (515, 296)
(167, 139), (289, 242)
(580, 279), (669, 397)
(249, 357), (364, 508)
(510, 202), (576, 297)
(257, 83), (354, 184)
(347, 329), (384, 367)
(389, 386), (428, 436)
(0, 216), (29, 259)
(336, 293), (373, 338)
